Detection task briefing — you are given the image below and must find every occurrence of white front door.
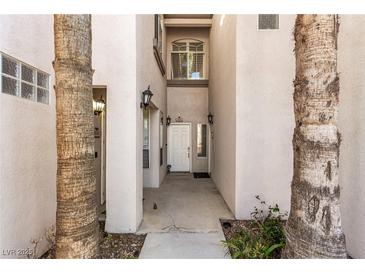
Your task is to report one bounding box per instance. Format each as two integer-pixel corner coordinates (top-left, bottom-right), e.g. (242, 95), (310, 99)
(168, 124), (190, 172)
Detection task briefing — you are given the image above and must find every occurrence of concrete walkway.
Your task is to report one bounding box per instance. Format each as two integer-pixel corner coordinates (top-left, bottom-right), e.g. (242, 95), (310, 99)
(138, 173), (233, 259)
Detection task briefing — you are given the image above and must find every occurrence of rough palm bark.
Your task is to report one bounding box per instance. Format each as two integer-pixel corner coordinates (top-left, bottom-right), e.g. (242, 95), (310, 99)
(282, 14), (347, 258)
(54, 14), (99, 258)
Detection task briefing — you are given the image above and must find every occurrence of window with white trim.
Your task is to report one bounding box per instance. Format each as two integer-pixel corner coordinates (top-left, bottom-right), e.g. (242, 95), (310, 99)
(197, 124), (207, 158)
(143, 109), (150, 169)
(258, 14), (279, 30)
(171, 39), (205, 80)
(1, 52), (50, 104)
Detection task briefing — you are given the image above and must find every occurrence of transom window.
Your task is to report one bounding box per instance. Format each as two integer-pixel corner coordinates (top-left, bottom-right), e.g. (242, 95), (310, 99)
(171, 39), (205, 80)
(1, 52), (50, 104)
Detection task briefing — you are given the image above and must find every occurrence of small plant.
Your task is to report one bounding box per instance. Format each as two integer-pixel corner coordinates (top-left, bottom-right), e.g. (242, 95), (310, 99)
(106, 233), (113, 241)
(223, 195), (287, 259)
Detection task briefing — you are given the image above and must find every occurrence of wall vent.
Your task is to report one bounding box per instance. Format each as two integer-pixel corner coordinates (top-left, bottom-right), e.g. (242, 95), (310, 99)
(258, 14), (279, 30)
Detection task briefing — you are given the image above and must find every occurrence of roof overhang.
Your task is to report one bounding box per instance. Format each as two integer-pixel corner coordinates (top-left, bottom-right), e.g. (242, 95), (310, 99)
(163, 14), (212, 28)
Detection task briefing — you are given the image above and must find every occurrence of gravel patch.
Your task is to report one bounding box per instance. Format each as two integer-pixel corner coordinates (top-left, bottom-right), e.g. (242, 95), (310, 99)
(41, 221), (146, 259)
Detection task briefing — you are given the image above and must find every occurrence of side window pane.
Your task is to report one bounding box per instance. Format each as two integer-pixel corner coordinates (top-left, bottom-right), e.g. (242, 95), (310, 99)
(37, 88), (49, 104)
(21, 64), (34, 83)
(197, 124), (207, 157)
(189, 53), (204, 79)
(171, 53), (187, 79)
(2, 56), (18, 77)
(37, 71), (49, 89)
(21, 82), (35, 100)
(143, 110), (150, 168)
(1, 76), (18, 96)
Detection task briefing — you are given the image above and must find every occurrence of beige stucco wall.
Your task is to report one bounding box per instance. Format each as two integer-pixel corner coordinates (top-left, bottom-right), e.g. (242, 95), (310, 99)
(235, 14), (295, 218)
(0, 15), (56, 258)
(93, 15), (143, 232)
(137, 15), (167, 189)
(167, 87), (209, 172)
(166, 27), (209, 80)
(338, 15), (365, 259)
(220, 14), (365, 258)
(209, 15), (237, 213)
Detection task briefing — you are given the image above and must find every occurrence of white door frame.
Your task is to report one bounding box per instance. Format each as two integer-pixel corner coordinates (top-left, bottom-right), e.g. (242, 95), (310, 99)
(208, 123), (211, 174)
(167, 122), (192, 173)
(100, 110), (106, 205)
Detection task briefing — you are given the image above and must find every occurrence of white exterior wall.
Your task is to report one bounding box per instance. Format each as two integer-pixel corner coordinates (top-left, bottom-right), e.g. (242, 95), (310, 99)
(232, 14), (365, 258)
(137, 15), (167, 189)
(92, 15), (142, 232)
(209, 15), (237, 213)
(338, 15), (365, 259)
(235, 15), (295, 218)
(0, 15), (56, 258)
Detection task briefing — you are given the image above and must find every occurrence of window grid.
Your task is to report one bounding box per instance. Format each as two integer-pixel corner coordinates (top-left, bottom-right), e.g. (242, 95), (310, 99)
(0, 52), (50, 105)
(171, 39), (205, 80)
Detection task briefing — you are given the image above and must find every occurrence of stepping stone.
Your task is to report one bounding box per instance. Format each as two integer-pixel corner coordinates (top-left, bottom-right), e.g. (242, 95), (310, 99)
(139, 231), (230, 259)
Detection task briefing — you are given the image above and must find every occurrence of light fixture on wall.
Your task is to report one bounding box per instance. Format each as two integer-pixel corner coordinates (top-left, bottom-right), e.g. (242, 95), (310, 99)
(166, 116), (171, 126)
(140, 85), (153, 109)
(93, 96), (105, 115)
(208, 113), (214, 125)
(160, 115), (164, 125)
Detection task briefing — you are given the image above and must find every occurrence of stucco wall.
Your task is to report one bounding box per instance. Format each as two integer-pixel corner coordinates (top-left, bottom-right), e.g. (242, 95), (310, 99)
(0, 15), (56, 258)
(167, 87), (209, 172)
(137, 15), (167, 189)
(338, 15), (365, 259)
(235, 15), (295, 219)
(92, 15), (141, 232)
(209, 15), (237, 213)
(231, 14), (365, 258)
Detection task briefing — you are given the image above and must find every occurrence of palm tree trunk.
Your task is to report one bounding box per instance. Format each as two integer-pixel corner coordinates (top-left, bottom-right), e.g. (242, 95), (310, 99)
(282, 14), (347, 258)
(54, 14), (99, 258)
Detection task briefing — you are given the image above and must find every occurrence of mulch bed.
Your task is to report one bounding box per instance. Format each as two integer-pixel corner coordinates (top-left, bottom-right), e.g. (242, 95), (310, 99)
(41, 221), (146, 259)
(220, 219), (353, 259)
(220, 218), (286, 259)
(220, 219), (254, 242)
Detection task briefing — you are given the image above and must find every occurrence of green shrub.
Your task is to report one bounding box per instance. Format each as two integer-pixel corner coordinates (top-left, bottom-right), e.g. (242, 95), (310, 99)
(223, 195), (287, 259)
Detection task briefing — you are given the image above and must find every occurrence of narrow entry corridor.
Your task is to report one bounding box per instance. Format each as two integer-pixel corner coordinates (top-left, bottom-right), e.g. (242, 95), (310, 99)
(138, 173), (233, 258)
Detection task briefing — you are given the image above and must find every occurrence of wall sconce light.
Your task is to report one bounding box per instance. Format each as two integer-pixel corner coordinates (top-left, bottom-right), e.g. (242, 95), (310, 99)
(166, 116), (171, 126)
(93, 96), (105, 115)
(140, 85), (153, 109)
(208, 113), (214, 125)
(160, 116), (164, 125)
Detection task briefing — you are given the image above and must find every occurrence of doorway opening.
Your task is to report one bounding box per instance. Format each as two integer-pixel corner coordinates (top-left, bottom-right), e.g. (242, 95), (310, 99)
(93, 86), (107, 216)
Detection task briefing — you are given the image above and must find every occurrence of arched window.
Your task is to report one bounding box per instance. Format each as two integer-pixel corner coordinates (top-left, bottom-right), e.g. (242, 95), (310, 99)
(171, 39), (205, 79)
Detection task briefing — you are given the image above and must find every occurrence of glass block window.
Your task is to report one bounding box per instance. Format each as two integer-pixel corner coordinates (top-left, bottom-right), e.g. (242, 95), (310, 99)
(171, 39), (205, 79)
(1, 52), (50, 104)
(258, 14), (279, 30)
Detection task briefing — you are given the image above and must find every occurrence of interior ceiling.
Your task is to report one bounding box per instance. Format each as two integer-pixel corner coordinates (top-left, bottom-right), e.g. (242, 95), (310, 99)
(163, 14), (213, 19)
